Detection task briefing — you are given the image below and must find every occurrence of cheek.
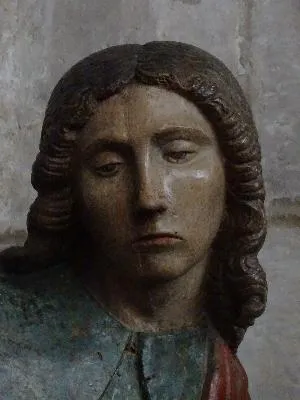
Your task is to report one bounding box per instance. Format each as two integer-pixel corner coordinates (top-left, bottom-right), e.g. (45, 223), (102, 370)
(171, 164), (225, 238)
(76, 173), (130, 233)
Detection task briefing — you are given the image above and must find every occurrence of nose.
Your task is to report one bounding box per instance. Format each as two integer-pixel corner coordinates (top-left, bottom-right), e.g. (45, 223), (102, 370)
(135, 159), (168, 215)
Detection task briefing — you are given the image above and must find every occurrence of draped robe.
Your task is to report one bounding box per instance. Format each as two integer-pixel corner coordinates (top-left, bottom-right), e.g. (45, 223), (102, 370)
(0, 264), (250, 399)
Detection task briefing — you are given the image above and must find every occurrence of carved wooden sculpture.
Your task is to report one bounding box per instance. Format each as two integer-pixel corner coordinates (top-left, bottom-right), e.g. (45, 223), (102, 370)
(0, 41), (267, 399)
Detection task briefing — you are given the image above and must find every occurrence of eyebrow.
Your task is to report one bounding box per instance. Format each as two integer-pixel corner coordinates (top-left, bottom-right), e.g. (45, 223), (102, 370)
(82, 126), (214, 160)
(152, 126), (214, 145)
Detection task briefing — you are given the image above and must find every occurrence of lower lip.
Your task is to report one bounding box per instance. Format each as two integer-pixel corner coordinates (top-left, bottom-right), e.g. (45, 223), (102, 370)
(132, 237), (181, 251)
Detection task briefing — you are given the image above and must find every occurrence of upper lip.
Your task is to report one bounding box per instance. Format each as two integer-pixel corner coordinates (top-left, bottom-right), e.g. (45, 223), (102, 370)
(132, 232), (182, 242)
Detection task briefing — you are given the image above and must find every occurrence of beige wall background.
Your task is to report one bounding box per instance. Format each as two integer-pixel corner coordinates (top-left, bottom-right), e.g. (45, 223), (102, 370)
(1, 1), (299, 399)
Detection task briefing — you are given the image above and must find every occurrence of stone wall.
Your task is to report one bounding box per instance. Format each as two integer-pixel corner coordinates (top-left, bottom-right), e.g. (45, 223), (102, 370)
(1, 0), (299, 398)
(1, 0), (299, 235)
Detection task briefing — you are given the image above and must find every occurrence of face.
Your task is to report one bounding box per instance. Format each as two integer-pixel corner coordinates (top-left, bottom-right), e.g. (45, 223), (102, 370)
(75, 84), (225, 282)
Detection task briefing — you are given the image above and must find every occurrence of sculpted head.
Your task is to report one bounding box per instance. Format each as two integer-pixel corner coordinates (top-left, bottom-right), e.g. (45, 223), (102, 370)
(76, 84), (225, 282)
(0, 41), (267, 350)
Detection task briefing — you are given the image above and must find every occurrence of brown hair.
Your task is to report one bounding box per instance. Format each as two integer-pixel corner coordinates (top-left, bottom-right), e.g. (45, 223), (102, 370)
(0, 42), (267, 351)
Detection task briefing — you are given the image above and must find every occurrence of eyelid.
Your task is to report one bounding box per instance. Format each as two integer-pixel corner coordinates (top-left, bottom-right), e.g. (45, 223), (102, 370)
(163, 139), (199, 151)
(82, 141), (132, 163)
(86, 151), (125, 169)
(164, 150), (197, 164)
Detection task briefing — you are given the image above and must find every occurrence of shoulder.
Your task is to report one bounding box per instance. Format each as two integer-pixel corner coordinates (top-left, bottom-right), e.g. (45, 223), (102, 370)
(204, 335), (250, 400)
(0, 263), (115, 339)
(0, 264), (83, 324)
(0, 264), (130, 399)
(0, 264), (91, 349)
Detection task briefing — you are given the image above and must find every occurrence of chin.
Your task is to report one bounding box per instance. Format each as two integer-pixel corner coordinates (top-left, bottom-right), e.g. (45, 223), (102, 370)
(131, 253), (195, 283)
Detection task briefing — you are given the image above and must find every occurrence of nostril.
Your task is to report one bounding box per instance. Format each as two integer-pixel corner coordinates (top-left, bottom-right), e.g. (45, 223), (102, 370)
(137, 184), (166, 211)
(134, 188), (168, 220)
(134, 205), (167, 224)
(136, 200), (167, 217)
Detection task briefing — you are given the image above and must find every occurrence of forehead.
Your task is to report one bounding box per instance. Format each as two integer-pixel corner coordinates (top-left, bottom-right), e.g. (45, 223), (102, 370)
(80, 84), (216, 145)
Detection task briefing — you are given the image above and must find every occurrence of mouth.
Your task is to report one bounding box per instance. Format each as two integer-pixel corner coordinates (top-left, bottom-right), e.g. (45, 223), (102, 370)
(132, 233), (183, 252)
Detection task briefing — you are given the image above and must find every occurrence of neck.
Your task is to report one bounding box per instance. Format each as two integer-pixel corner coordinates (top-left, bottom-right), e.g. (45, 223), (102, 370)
(80, 255), (209, 333)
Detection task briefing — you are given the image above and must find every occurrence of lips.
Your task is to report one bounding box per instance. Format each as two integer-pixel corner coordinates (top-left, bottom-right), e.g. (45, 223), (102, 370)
(132, 233), (182, 252)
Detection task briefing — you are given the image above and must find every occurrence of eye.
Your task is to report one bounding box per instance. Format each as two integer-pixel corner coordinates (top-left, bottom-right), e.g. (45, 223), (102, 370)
(94, 162), (123, 177)
(162, 140), (198, 164)
(164, 150), (196, 163)
(87, 151), (125, 177)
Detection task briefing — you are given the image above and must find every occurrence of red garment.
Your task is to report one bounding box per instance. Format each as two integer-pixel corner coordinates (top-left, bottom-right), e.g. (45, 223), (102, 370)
(204, 339), (250, 400)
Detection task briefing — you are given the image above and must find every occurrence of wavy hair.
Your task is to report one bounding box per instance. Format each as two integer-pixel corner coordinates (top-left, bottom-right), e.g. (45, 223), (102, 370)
(0, 42), (267, 351)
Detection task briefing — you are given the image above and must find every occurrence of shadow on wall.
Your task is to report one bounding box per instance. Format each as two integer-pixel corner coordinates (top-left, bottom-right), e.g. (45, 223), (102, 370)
(268, 197), (300, 227)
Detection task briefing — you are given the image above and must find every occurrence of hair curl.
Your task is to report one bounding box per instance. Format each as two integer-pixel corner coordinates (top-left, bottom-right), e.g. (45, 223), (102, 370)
(0, 42), (267, 351)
